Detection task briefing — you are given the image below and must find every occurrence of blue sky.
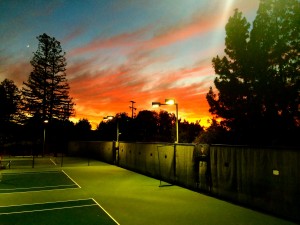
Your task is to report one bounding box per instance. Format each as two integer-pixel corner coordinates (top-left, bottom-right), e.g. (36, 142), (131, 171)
(0, 0), (259, 128)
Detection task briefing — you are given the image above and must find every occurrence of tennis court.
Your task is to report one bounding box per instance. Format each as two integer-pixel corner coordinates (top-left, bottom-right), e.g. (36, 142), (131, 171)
(0, 198), (119, 225)
(0, 170), (79, 193)
(0, 159), (297, 225)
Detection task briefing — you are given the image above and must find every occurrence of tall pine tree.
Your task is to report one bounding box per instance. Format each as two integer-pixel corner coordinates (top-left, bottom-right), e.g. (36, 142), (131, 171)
(22, 33), (74, 122)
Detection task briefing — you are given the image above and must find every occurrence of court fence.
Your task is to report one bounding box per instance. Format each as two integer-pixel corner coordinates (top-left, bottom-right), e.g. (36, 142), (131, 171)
(67, 141), (300, 223)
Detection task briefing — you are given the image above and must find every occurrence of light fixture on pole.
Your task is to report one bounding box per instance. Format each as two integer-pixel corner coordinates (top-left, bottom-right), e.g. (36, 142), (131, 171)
(152, 102), (161, 108)
(104, 116), (114, 120)
(104, 115), (122, 165)
(43, 119), (48, 157)
(152, 99), (179, 143)
(104, 116), (121, 144)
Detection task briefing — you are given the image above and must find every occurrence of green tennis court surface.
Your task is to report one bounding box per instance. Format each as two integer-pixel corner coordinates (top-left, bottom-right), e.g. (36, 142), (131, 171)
(0, 170), (79, 193)
(0, 198), (119, 225)
(0, 160), (296, 224)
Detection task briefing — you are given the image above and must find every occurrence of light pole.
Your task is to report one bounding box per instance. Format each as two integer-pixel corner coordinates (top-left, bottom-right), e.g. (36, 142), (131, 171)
(104, 115), (121, 165)
(152, 99), (179, 143)
(43, 119), (48, 157)
(104, 116), (121, 145)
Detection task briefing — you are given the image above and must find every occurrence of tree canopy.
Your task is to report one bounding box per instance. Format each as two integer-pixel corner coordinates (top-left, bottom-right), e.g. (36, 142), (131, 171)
(207, 0), (300, 145)
(0, 79), (22, 124)
(97, 110), (202, 143)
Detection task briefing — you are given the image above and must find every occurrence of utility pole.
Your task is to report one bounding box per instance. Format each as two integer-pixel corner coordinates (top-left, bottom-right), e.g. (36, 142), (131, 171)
(129, 101), (136, 119)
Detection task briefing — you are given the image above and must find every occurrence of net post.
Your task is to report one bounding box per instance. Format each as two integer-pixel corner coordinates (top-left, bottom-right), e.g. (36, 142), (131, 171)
(61, 152), (64, 167)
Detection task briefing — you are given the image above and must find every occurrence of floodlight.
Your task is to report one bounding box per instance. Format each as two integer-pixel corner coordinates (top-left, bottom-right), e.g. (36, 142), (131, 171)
(104, 116), (114, 120)
(152, 102), (161, 108)
(151, 99), (179, 143)
(165, 99), (175, 105)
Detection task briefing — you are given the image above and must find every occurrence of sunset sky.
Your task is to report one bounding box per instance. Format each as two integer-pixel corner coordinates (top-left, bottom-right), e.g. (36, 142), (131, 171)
(0, 0), (259, 129)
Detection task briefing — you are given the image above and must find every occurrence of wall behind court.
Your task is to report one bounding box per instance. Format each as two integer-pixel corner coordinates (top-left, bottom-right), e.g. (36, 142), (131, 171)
(210, 145), (300, 221)
(68, 141), (114, 164)
(67, 141), (299, 222)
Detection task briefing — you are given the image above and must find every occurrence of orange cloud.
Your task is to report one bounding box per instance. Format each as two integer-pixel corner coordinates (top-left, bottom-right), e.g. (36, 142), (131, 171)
(68, 6), (223, 59)
(144, 13), (220, 50)
(62, 27), (87, 44)
(68, 26), (152, 57)
(58, 2), (260, 129)
(68, 55), (215, 129)
(1, 60), (31, 86)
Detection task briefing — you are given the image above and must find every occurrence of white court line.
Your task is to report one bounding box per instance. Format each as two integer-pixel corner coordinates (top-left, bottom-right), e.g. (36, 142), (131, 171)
(0, 198), (120, 224)
(0, 170), (79, 194)
(50, 158), (57, 166)
(92, 198), (120, 225)
(0, 198), (120, 225)
(0, 187), (79, 195)
(0, 184), (77, 191)
(61, 170), (81, 189)
(3, 170), (61, 175)
(0, 204), (98, 215)
(0, 198), (94, 208)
